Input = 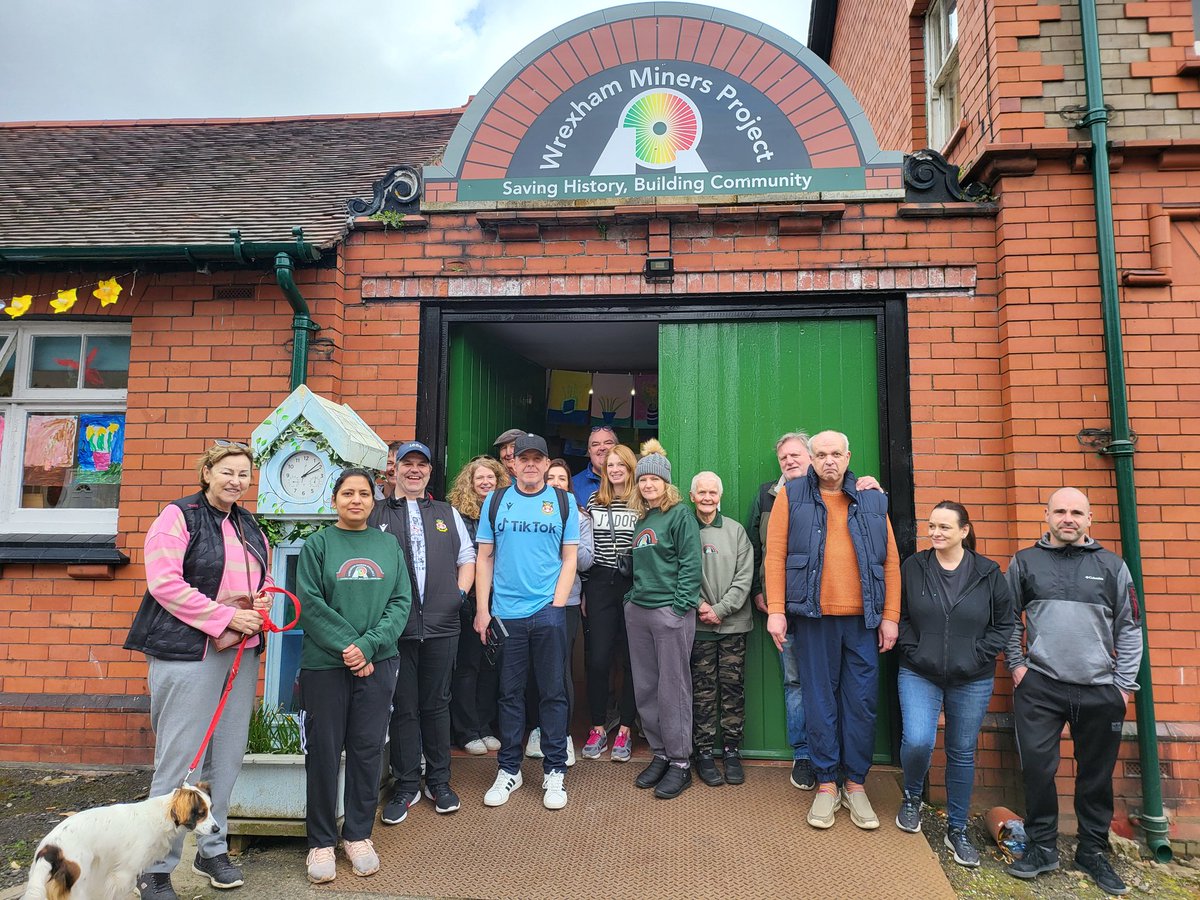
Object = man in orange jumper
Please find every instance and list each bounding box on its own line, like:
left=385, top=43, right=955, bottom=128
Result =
left=765, top=430, right=900, bottom=831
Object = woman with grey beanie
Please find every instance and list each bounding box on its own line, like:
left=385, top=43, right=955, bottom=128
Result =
left=624, top=440, right=703, bottom=800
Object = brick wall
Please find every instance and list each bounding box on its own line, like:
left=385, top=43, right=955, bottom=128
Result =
left=3, top=153, right=1199, bottom=841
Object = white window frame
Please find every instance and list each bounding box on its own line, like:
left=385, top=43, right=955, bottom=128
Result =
left=0, top=321, right=130, bottom=535
left=925, top=0, right=960, bottom=151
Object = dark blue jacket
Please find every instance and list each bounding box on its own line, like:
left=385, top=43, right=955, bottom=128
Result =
left=782, top=469, right=891, bottom=628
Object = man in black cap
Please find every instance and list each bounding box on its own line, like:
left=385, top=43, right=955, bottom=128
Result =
left=475, top=434, right=579, bottom=811
left=370, top=440, right=476, bottom=823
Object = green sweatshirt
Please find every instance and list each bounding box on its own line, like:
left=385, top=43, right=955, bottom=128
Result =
left=695, top=512, right=755, bottom=639
left=626, top=501, right=702, bottom=617
left=296, top=525, right=413, bottom=670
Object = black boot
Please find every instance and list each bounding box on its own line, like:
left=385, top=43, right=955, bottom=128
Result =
left=635, top=756, right=670, bottom=789
left=654, top=764, right=693, bottom=799
left=723, top=746, right=745, bottom=785
left=694, top=751, right=724, bottom=786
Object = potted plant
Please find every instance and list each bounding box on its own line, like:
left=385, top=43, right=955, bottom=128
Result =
left=228, top=703, right=345, bottom=826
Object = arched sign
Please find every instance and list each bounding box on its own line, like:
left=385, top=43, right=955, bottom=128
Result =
left=424, top=3, right=902, bottom=206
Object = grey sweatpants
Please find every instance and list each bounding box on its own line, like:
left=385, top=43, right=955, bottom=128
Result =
left=145, top=647, right=260, bottom=874
left=624, top=603, right=696, bottom=765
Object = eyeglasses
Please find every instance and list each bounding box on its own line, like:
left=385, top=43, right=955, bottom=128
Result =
left=214, top=439, right=251, bottom=451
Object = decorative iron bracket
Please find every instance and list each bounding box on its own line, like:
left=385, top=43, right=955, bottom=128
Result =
left=903, top=149, right=990, bottom=203
left=348, top=165, right=423, bottom=217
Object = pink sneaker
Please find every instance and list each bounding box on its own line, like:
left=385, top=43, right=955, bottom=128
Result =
left=581, top=727, right=607, bottom=760
left=342, top=838, right=379, bottom=877
left=611, top=730, right=632, bottom=762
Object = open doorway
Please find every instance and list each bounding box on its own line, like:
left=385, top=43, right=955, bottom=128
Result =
left=444, top=319, right=659, bottom=479
left=417, top=298, right=913, bottom=762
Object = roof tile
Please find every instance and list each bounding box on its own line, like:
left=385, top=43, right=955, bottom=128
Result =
left=0, top=110, right=462, bottom=252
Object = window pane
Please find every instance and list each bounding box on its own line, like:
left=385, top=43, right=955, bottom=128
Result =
left=0, top=336, right=13, bottom=397
left=20, top=412, right=123, bottom=510
left=947, top=0, right=958, bottom=48
left=82, top=335, right=131, bottom=389
left=30, top=335, right=82, bottom=388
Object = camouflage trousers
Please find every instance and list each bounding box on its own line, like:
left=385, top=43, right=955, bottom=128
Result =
left=689, top=632, right=747, bottom=752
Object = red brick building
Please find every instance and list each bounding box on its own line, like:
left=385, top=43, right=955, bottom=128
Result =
left=1, top=1, right=1197, bottom=854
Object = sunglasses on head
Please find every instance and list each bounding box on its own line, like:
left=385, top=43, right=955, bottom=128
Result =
left=214, top=439, right=251, bottom=451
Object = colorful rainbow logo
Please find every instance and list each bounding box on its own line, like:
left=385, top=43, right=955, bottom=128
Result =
left=621, top=90, right=702, bottom=168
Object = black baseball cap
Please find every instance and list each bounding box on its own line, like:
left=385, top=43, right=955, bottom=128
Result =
left=513, top=434, right=549, bottom=458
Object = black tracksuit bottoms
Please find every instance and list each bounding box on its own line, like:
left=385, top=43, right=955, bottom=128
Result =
left=1014, top=668, right=1127, bottom=856
left=391, top=635, right=457, bottom=791
left=299, top=657, right=400, bottom=849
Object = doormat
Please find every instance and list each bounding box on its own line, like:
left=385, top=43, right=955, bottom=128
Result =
left=318, top=757, right=955, bottom=899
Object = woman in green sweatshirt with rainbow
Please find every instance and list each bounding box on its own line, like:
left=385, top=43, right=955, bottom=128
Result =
left=295, top=468, right=412, bottom=885
left=624, top=440, right=703, bottom=800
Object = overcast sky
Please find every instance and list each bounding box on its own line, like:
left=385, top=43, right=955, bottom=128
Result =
left=1, top=1, right=812, bottom=123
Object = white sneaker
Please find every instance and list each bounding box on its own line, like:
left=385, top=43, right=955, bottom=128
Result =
left=525, top=728, right=543, bottom=758
left=566, top=738, right=575, bottom=767
left=483, top=769, right=523, bottom=807
left=482, top=735, right=501, bottom=751
left=542, top=771, right=567, bottom=810
left=464, top=739, right=488, bottom=755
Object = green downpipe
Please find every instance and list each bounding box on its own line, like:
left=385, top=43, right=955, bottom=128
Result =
left=1078, top=0, right=1171, bottom=863
left=274, top=252, right=319, bottom=391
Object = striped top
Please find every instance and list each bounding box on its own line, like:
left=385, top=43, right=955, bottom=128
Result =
left=144, top=504, right=273, bottom=649
left=586, top=495, right=640, bottom=569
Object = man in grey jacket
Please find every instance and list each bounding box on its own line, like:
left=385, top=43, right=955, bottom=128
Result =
left=1004, top=487, right=1142, bottom=896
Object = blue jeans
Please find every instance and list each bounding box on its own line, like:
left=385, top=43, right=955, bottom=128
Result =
left=898, top=667, right=994, bottom=830
left=779, top=631, right=809, bottom=760
left=495, top=603, right=568, bottom=775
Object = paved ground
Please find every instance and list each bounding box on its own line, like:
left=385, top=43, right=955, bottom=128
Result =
left=5, top=759, right=951, bottom=900
left=5, top=760, right=1199, bottom=899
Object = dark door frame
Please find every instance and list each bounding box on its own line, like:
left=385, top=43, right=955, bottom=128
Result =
left=417, top=293, right=914, bottom=763
left=417, top=294, right=915, bottom=555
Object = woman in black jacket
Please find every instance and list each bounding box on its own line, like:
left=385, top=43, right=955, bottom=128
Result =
left=894, top=501, right=1014, bottom=868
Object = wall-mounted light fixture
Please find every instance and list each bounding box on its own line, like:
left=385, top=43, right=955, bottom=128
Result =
left=644, top=257, right=675, bottom=283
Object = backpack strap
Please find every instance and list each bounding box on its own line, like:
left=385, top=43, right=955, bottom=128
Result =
left=486, top=485, right=510, bottom=562
left=552, top=486, right=570, bottom=554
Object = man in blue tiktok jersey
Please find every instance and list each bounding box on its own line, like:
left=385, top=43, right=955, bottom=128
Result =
left=474, top=434, right=579, bottom=811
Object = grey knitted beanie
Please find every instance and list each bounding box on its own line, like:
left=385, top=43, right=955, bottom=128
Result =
left=635, top=440, right=672, bottom=484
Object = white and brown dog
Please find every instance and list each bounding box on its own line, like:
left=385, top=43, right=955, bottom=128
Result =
left=22, top=782, right=218, bottom=900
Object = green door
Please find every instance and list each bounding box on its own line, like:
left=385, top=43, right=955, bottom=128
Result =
left=658, top=318, right=894, bottom=761
left=445, top=324, right=545, bottom=477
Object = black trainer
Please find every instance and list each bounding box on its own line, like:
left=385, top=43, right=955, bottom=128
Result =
left=895, top=791, right=922, bottom=833
left=944, top=827, right=981, bottom=868
left=192, top=852, right=244, bottom=889
left=425, top=782, right=461, bottom=814
left=137, top=873, right=179, bottom=900
left=1006, top=843, right=1061, bottom=880
left=694, top=751, right=724, bottom=786
left=381, top=786, right=420, bottom=825
left=635, top=756, right=670, bottom=789
left=790, top=758, right=816, bottom=790
left=722, top=747, right=745, bottom=785
left=653, top=764, right=692, bottom=799
left=1075, top=852, right=1130, bottom=896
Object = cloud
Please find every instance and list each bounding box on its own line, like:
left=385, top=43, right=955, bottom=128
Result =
left=0, top=0, right=812, bottom=122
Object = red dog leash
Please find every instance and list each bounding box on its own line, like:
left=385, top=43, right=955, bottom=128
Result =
left=184, top=586, right=301, bottom=784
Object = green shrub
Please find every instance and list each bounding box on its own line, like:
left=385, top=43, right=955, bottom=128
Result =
left=245, top=703, right=302, bottom=754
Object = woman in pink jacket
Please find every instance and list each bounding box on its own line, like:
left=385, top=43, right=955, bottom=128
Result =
left=124, top=441, right=272, bottom=900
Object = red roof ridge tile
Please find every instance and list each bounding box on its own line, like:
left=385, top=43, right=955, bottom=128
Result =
left=0, top=106, right=468, bottom=129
